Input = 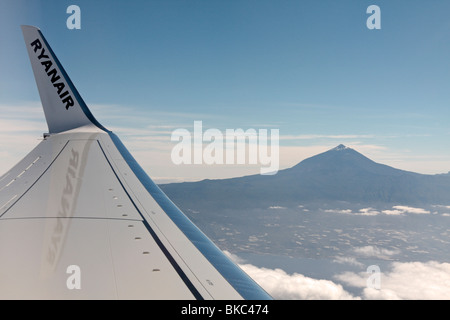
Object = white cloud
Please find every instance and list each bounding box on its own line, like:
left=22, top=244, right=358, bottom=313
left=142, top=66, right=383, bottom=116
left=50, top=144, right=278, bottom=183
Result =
left=224, top=251, right=358, bottom=300
left=268, top=206, right=287, bottom=210
left=382, top=206, right=430, bottom=215
left=382, top=209, right=404, bottom=216
left=324, top=209, right=353, bottom=214
left=392, top=206, right=430, bottom=215
left=324, top=208, right=380, bottom=216
left=231, top=252, right=450, bottom=300
left=333, top=256, right=364, bottom=268
left=432, top=205, right=450, bottom=209
left=336, top=261, right=450, bottom=300
left=325, top=206, right=430, bottom=217
left=223, top=251, right=247, bottom=265
left=353, top=246, right=400, bottom=259
left=239, top=263, right=359, bottom=300
left=357, top=208, right=380, bottom=216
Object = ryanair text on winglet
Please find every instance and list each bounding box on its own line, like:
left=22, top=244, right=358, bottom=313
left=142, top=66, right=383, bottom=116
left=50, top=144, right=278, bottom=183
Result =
left=30, top=39, right=75, bottom=110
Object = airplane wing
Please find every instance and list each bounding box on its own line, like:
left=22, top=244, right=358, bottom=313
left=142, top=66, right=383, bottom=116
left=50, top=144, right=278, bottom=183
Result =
left=0, top=25, right=271, bottom=300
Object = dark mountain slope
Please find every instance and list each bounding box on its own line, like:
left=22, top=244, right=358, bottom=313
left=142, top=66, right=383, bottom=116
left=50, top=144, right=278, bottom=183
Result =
left=159, top=145, right=450, bottom=210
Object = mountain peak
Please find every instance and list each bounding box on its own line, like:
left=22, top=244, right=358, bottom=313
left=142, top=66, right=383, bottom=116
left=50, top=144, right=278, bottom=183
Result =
left=332, top=144, right=350, bottom=151
left=160, top=140, right=450, bottom=211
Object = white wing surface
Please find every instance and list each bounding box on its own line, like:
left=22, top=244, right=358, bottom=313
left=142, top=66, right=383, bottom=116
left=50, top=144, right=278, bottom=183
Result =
left=0, top=26, right=271, bottom=300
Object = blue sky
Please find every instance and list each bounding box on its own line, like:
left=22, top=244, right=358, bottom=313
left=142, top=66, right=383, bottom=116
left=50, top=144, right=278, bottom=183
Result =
left=1, top=0, right=450, bottom=181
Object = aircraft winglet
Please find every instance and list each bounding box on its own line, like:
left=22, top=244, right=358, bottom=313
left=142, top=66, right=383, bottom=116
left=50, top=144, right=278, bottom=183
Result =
left=21, top=25, right=108, bottom=134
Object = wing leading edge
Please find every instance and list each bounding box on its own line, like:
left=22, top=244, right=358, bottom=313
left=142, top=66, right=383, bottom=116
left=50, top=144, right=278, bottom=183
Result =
left=0, top=26, right=271, bottom=300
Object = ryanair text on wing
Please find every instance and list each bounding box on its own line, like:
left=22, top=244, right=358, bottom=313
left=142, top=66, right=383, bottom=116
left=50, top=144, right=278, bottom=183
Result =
left=30, top=38, right=75, bottom=110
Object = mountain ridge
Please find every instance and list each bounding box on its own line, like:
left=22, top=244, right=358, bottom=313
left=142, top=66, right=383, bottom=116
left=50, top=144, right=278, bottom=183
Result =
left=159, top=145, right=450, bottom=211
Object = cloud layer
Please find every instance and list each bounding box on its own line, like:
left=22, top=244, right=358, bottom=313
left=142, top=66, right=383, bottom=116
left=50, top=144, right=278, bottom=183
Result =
left=239, top=263, right=359, bottom=300
left=336, top=261, right=450, bottom=300
left=325, top=205, right=432, bottom=216
left=226, top=251, right=450, bottom=300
